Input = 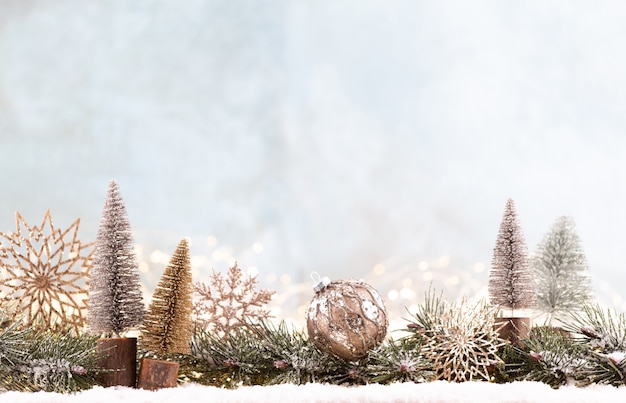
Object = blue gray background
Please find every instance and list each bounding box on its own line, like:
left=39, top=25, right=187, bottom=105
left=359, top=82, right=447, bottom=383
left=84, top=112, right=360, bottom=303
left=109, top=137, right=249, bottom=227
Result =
left=1, top=1, right=625, bottom=327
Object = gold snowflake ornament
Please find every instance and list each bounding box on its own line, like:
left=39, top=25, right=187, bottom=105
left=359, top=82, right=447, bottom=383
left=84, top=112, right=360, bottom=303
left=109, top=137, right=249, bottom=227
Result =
left=193, top=262, right=275, bottom=338
left=0, top=210, right=93, bottom=333
left=418, top=298, right=505, bottom=382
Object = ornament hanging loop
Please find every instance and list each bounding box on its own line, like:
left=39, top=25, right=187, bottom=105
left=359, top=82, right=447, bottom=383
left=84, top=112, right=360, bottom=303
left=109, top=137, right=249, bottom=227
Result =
left=310, top=272, right=331, bottom=293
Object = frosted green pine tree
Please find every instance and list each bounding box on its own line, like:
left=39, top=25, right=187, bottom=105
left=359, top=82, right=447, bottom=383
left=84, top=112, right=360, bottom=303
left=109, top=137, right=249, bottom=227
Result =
left=88, top=180, right=145, bottom=336
left=532, top=216, right=593, bottom=325
left=488, top=198, right=536, bottom=315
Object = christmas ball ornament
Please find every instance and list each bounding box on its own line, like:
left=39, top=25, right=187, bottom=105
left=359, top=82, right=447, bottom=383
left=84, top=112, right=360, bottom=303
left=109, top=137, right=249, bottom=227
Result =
left=306, top=277, right=388, bottom=361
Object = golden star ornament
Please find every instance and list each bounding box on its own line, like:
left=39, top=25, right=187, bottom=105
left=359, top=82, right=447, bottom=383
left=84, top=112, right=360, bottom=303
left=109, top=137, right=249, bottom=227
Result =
left=0, top=210, right=93, bottom=333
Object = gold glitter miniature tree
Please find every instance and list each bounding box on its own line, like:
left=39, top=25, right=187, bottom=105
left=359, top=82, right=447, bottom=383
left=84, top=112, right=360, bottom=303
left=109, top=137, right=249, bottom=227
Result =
left=192, top=263, right=275, bottom=338
left=0, top=210, right=93, bottom=333
left=140, top=239, right=193, bottom=355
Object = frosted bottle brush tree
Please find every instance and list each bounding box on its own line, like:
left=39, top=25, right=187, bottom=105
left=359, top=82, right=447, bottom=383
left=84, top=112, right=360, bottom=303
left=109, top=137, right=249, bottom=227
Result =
left=532, top=216, right=593, bottom=325
left=489, top=198, right=535, bottom=316
left=88, top=180, right=145, bottom=336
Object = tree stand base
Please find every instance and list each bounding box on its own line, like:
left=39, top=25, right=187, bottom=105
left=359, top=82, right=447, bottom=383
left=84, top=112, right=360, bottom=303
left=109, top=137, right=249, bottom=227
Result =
left=96, top=337, right=138, bottom=387
left=495, top=317, right=531, bottom=347
left=137, top=358, right=179, bottom=390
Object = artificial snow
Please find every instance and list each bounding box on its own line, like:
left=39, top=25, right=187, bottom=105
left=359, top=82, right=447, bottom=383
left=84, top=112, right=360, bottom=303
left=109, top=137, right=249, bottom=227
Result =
left=607, top=351, right=626, bottom=365
left=362, top=299, right=379, bottom=321
left=1, top=382, right=624, bottom=403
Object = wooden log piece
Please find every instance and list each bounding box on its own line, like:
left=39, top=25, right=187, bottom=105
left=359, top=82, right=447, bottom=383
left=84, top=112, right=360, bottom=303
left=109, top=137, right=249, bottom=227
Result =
left=137, top=358, right=179, bottom=390
left=495, top=317, right=531, bottom=347
left=96, top=337, right=138, bottom=387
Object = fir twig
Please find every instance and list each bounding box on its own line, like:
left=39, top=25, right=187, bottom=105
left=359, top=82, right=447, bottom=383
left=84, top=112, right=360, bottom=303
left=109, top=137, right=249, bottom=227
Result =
left=253, top=320, right=350, bottom=385
left=576, top=350, right=626, bottom=386
left=563, top=304, right=626, bottom=386
left=365, top=338, right=433, bottom=384
left=189, top=320, right=351, bottom=387
left=564, top=303, right=626, bottom=351
left=505, top=326, right=587, bottom=388
left=0, top=315, right=30, bottom=391
left=404, top=287, right=446, bottom=339
left=0, top=315, right=100, bottom=393
left=19, top=331, right=100, bottom=393
left=190, top=326, right=266, bottom=388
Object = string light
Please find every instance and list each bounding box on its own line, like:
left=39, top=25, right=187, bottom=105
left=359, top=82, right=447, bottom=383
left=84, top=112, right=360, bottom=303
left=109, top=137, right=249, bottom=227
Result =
left=135, top=240, right=502, bottom=332
left=207, top=236, right=217, bottom=247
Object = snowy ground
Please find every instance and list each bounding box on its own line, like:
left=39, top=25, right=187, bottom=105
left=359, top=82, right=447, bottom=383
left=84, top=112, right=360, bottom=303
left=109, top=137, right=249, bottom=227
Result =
left=0, top=382, right=623, bottom=403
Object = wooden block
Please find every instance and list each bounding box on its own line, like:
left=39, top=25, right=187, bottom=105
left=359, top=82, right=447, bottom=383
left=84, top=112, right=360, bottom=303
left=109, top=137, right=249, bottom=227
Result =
left=495, top=317, right=531, bottom=347
left=137, top=358, right=179, bottom=390
left=96, top=337, right=138, bottom=387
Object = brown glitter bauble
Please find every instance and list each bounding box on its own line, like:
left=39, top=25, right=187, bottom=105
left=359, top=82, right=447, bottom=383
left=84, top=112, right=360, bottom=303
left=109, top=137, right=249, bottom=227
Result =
left=306, top=278, right=388, bottom=361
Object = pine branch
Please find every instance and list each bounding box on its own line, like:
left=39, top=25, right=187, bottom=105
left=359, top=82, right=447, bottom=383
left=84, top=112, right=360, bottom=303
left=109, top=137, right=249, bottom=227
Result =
left=188, top=321, right=360, bottom=387
left=505, top=326, right=587, bottom=388
left=575, top=350, right=626, bottom=387
left=0, top=315, right=31, bottom=391
left=404, top=286, right=446, bottom=339
left=18, top=331, right=100, bottom=393
left=365, top=338, right=433, bottom=384
left=190, top=326, right=268, bottom=388
left=562, top=303, right=626, bottom=386
left=0, top=315, right=28, bottom=367
left=251, top=320, right=348, bottom=385
left=564, top=303, right=626, bottom=352
left=0, top=314, right=100, bottom=393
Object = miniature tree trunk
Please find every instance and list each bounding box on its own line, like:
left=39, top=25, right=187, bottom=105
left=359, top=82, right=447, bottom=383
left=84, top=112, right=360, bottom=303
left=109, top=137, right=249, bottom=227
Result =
left=494, top=317, right=530, bottom=347
left=96, top=337, right=137, bottom=387
left=137, top=358, right=179, bottom=390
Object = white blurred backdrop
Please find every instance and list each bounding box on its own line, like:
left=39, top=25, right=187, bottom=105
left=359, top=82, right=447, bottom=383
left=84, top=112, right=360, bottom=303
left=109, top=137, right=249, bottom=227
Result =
left=2, top=1, right=626, bottom=328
